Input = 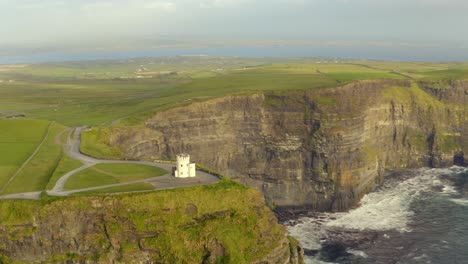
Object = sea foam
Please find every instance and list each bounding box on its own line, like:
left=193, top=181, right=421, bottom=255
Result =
left=288, top=166, right=468, bottom=263
left=326, top=168, right=445, bottom=232
left=449, top=198, right=468, bottom=206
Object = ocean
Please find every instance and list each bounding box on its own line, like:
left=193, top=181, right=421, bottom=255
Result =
left=2, top=45, right=468, bottom=64
left=286, top=166, right=468, bottom=264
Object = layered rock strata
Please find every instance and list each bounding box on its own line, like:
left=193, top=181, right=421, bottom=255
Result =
left=108, top=80, right=466, bottom=211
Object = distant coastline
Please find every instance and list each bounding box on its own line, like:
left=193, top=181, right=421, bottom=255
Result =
left=2, top=45, right=468, bottom=64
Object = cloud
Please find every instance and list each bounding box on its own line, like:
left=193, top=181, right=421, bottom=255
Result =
left=0, top=0, right=466, bottom=53
left=145, top=1, right=177, bottom=12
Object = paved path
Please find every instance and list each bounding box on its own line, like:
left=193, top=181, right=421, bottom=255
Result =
left=0, top=191, right=42, bottom=200
left=50, top=171, right=218, bottom=196
left=0, top=127, right=220, bottom=200
left=50, top=127, right=220, bottom=194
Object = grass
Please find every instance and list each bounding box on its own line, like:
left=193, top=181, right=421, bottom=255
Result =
left=383, top=82, right=445, bottom=110
left=171, top=69, right=339, bottom=95
left=0, top=57, right=272, bottom=126
left=0, top=143, right=38, bottom=189
left=80, top=128, right=123, bottom=159
left=0, top=57, right=272, bottom=81
left=64, top=163, right=167, bottom=191
left=64, top=168, right=118, bottom=190
left=422, top=68, right=468, bottom=80
left=46, top=155, right=84, bottom=191
left=1, top=122, right=66, bottom=194
left=1, top=58, right=466, bottom=128
left=93, top=163, right=167, bottom=180
left=0, top=119, right=50, bottom=191
left=75, top=182, right=155, bottom=194
left=0, top=119, right=50, bottom=142
left=0, top=78, right=188, bottom=126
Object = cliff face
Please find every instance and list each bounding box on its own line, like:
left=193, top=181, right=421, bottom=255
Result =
left=0, top=181, right=303, bottom=263
left=108, top=80, right=466, bottom=211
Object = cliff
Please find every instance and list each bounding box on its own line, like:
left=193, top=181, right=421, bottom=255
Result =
left=103, top=80, right=466, bottom=212
left=0, top=180, right=303, bottom=263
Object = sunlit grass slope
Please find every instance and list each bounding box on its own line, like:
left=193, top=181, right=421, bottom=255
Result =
left=80, top=127, right=123, bottom=159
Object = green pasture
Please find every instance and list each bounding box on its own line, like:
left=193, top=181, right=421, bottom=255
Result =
left=312, top=63, right=406, bottom=81
left=421, top=68, right=468, bottom=80
left=0, top=143, right=38, bottom=189
left=0, top=119, right=49, bottom=142
left=0, top=78, right=188, bottom=126
left=0, top=57, right=272, bottom=81
left=0, top=119, right=50, bottom=190
left=1, top=58, right=467, bottom=128
left=64, top=163, right=167, bottom=191
left=1, top=122, right=68, bottom=194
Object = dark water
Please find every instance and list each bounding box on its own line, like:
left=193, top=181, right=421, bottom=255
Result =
left=286, top=167, right=468, bottom=264
left=2, top=45, right=468, bottom=64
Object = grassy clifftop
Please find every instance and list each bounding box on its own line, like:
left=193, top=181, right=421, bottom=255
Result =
left=0, top=179, right=297, bottom=263
left=3, top=58, right=467, bottom=127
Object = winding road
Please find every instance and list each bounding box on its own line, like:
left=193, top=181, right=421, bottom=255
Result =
left=0, top=127, right=220, bottom=200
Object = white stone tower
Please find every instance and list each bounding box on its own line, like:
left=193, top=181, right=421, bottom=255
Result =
left=174, top=154, right=196, bottom=178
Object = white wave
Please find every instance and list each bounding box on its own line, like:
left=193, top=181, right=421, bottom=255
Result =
left=448, top=166, right=468, bottom=173
left=304, top=256, right=336, bottom=264
left=412, top=253, right=431, bottom=263
left=440, top=166, right=466, bottom=195
left=347, top=249, right=368, bottom=258
left=326, top=168, right=445, bottom=232
left=449, top=198, right=468, bottom=206
left=441, top=184, right=458, bottom=194
left=288, top=166, right=467, bottom=260
left=325, top=193, right=414, bottom=232
left=288, top=215, right=333, bottom=250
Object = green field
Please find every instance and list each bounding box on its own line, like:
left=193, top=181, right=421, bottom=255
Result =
left=1, top=122, right=67, bottom=194
left=64, top=163, right=167, bottom=191
left=0, top=118, right=167, bottom=196
left=0, top=119, right=51, bottom=192
left=2, top=57, right=467, bottom=127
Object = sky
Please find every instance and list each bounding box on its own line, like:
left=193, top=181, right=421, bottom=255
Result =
left=1, top=0, right=468, bottom=61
